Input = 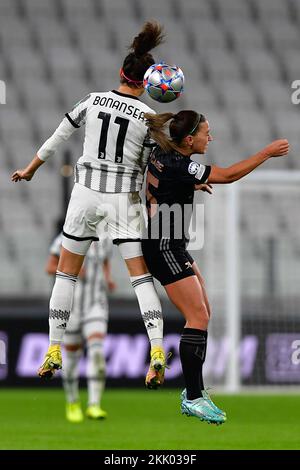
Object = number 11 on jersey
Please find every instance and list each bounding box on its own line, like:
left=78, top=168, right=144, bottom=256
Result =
left=98, top=112, right=129, bottom=164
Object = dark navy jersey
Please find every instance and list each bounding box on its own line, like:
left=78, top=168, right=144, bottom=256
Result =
left=145, top=146, right=211, bottom=243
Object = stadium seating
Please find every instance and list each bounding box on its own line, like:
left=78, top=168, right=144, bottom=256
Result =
left=101, top=0, right=137, bottom=19
left=214, top=0, right=253, bottom=20
left=22, top=0, right=59, bottom=18
left=0, top=0, right=19, bottom=17
left=60, top=0, right=97, bottom=19
left=250, top=0, right=291, bottom=20
left=32, top=18, right=72, bottom=52
left=176, top=0, right=214, bottom=20
left=0, top=0, right=299, bottom=298
left=137, top=0, right=176, bottom=20
left=225, top=18, right=266, bottom=52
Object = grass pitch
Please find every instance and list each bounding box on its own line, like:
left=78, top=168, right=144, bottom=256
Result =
left=0, top=388, right=300, bottom=450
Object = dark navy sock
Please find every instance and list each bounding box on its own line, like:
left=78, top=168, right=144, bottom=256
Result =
left=179, top=328, right=207, bottom=401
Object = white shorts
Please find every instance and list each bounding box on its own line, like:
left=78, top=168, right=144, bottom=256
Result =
left=63, top=183, right=144, bottom=256
left=64, top=302, right=108, bottom=345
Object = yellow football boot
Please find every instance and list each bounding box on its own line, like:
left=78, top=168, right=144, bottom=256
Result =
left=145, top=346, right=167, bottom=389
left=66, top=402, right=84, bottom=423
left=86, top=405, right=107, bottom=420
left=38, top=344, right=62, bottom=379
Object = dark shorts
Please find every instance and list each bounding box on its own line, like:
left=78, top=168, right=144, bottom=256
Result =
left=141, top=238, right=195, bottom=286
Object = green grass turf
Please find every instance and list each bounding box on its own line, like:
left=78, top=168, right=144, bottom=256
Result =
left=0, top=389, right=300, bottom=450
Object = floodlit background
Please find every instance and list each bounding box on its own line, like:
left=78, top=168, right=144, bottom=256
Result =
left=0, top=0, right=300, bottom=404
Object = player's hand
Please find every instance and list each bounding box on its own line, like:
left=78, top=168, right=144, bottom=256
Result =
left=264, top=139, right=289, bottom=158
left=194, top=183, right=213, bottom=194
left=107, top=279, right=117, bottom=292
left=11, top=168, right=35, bottom=182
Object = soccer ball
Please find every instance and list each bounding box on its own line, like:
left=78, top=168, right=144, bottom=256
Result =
left=143, top=63, right=184, bottom=103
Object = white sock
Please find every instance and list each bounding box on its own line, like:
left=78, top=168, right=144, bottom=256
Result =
left=62, top=349, right=82, bottom=403
left=49, top=271, right=77, bottom=345
left=130, top=274, right=164, bottom=349
left=86, top=339, right=105, bottom=406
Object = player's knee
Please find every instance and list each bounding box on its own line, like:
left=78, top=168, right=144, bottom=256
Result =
left=126, top=258, right=150, bottom=277
left=86, top=340, right=106, bottom=379
left=86, top=332, right=105, bottom=342
left=65, top=343, right=82, bottom=352
left=86, top=333, right=104, bottom=357
left=83, top=319, right=107, bottom=341
left=195, top=301, right=210, bottom=325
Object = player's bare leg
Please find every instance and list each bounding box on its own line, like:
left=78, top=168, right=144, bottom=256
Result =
left=165, top=276, right=226, bottom=424
left=191, top=262, right=212, bottom=319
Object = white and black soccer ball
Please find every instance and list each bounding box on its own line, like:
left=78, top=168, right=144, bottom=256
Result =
left=143, top=63, right=184, bottom=103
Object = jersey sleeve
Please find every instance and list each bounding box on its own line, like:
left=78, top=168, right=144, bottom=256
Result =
left=65, top=94, right=91, bottom=128
left=37, top=116, right=77, bottom=161
left=177, top=159, right=211, bottom=184
left=139, top=129, right=157, bottom=173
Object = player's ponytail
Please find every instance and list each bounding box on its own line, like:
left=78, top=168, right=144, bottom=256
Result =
left=145, top=112, right=176, bottom=152
left=121, top=21, right=164, bottom=86
left=130, top=21, right=164, bottom=58
left=145, top=111, right=206, bottom=152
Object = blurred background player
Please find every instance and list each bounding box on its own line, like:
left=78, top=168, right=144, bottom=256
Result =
left=46, top=230, right=115, bottom=423
left=11, top=21, right=167, bottom=388
left=142, top=110, right=289, bottom=424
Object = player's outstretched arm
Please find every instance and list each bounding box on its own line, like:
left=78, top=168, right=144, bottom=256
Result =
left=207, top=139, right=289, bottom=184
left=11, top=111, right=82, bottom=183
left=11, top=154, right=44, bottom=182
